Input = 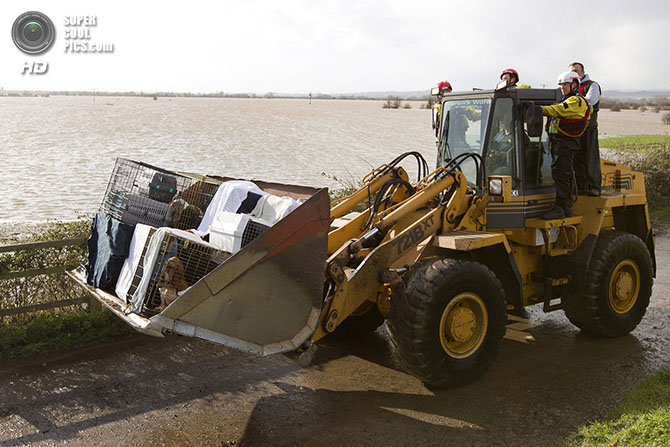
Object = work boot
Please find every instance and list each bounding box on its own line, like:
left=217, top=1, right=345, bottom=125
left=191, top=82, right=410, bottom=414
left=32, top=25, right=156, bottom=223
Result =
left=587, top=188, right=601, bottom=197
left=558, top=197, right=573, bottom=218
left=540, top=206, right=565, bottom=220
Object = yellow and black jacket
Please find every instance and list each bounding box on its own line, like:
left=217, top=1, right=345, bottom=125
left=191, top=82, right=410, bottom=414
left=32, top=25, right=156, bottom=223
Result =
left=542, top=92, right=592, bottom=137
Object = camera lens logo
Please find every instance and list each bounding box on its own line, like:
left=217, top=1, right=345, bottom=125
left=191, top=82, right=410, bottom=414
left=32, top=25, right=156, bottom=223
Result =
left=12, top=11, right=55, bottom=55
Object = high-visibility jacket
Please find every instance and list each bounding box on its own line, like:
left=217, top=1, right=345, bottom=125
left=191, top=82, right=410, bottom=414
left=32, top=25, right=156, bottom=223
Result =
left=432, top=102, right=441, bottom=133
left=542, top=92, right=592, bottom=137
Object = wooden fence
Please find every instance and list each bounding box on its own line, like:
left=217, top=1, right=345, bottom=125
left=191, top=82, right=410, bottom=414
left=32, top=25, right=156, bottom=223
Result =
left=0, top=237, right=97, bottom=318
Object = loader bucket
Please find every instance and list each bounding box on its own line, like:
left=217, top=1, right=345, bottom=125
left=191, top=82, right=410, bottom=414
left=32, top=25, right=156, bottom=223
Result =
left=70, top=186, right=330, bottom=356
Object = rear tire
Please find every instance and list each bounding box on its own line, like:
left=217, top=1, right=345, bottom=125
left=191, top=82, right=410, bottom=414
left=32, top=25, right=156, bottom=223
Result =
left=564, top=230, right=653, bottom=337
left=387, top=258, right=506, bottom=388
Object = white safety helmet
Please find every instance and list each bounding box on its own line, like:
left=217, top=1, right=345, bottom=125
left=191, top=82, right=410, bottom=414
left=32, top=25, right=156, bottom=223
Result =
left=557, top=71, right=580, bottom=85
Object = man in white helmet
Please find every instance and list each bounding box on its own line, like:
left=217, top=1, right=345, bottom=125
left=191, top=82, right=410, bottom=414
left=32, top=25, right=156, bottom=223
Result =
left=570, top=61, right=602, bottom=196
left=540, top=71, right=593, bottom=220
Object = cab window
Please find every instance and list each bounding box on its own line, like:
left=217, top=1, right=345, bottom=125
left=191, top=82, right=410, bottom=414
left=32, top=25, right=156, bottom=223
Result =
left=484, top=98, right=515, bottom=181
left=438, top=98, right=491, bottom=185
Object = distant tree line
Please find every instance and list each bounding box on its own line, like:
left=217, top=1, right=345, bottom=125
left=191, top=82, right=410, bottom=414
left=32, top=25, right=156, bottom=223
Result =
left=382, top=96, right=413, bottom=109
left=0, top=89, right=431, bottom=102
left=600, top=96, right=670, bottom=112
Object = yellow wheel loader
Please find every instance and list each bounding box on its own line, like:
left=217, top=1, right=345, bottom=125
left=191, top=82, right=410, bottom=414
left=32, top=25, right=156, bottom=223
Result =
left=71, top=86, right=655, bottom=388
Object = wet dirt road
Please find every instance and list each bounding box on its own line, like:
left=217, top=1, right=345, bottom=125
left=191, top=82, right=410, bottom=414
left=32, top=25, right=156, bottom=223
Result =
left=1, top=221, right=668, bottom=447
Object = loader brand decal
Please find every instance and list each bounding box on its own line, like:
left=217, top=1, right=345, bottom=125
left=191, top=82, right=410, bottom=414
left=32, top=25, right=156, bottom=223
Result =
left=486, top=193, right=555, bottom=228
left=602, top=172, right=633, bottom=191
left=391, top=216, right=435, bottom=255
left=454, top=99, right=489, bottom=106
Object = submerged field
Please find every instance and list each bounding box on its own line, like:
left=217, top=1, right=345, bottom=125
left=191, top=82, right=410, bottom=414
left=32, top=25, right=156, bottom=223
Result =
left=598, top=109, right=670, bottom=138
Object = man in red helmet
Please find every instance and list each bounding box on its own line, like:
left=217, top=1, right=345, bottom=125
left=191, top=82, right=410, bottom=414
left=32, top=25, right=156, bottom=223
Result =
left=432, top=80, right=452, bottom=136
left=500, top=68, right=519, bottom=86
left=499, top=68, right=531, bottom=88
left=437, top=80, right=452, bottom=96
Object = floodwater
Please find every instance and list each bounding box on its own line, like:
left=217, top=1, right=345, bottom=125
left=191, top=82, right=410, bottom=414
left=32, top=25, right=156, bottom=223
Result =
left=0, top=96, right=434, bottom=222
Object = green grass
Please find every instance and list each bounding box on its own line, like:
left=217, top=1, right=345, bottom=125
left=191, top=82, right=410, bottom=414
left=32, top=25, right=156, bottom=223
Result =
left=0, top=310, right=136, bottom=360
left=650, top=204, right=670, bottom=218
left=562, top=370, right=670, bottom=447
left=600, top=136, right=670, bottom=151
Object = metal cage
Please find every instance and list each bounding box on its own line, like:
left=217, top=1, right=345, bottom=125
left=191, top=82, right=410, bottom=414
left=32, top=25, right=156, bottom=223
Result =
left=125, top=231, right=229, bottom=315
left=101, top=158, right=218, bottom=230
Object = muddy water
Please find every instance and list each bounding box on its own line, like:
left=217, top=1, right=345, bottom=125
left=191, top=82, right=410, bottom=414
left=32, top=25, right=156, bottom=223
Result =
left=0, top=218, right=668, bottom=446
left=0, top=96, right=434, bottom=223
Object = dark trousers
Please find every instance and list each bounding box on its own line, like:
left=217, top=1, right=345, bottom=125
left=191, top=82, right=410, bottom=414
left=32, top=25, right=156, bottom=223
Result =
left=550, top=136, right=580, bottom=210
left=574, top=125, right=601, bottom=194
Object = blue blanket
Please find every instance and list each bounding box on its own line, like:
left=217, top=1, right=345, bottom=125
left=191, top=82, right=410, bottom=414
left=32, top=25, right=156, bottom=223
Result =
left=85, top=212, right=135, bottom=290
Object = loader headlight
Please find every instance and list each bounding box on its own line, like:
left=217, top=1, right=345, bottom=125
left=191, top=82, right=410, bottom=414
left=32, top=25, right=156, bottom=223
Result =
left=488, top=178, right=503, bottom=196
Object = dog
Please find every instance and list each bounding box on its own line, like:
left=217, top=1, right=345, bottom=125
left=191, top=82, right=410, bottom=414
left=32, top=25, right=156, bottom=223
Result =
left=156, top=256, right=190, bottom=311
left=168, top=196, right=203, bottom=229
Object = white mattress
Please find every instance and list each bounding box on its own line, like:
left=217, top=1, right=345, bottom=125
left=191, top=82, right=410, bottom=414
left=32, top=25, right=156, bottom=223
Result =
left=196, top=181, right=265, bottom=237
left=250, top=194, right=301, bottom=225
left=115, top=223, right=153, bottom=302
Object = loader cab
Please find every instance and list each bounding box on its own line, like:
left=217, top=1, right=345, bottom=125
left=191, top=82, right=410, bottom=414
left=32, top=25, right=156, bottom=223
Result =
left=437, top=88, right=562, bottom=228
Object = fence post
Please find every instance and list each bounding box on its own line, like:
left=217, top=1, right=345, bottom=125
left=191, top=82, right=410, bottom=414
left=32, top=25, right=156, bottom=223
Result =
left=88, top=295, right=103, bottom=312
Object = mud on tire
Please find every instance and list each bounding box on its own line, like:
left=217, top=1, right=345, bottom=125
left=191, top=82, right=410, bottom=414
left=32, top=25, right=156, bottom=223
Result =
left=386, top=258, right=507, bottom=388
left=564, top=230, right=653, bottom=337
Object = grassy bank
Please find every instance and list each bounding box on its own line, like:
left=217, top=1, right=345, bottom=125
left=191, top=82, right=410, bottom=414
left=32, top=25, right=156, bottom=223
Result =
left=561, top=370, right=670, bottom=446
left=0, top=219, right=126, bottom=360
left=0, top=310, right=135, bottom=360
left=599, top=137, right=670, bottom=213
left=599, top=135, right=670, bottom=150
left=1, top=219, right=91, bottom=324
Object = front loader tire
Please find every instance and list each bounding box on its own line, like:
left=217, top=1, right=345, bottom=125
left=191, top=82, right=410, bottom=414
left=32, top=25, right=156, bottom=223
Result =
left=564, top=230, right=653, bottom=337
left=387, top=258, right=506, bottom=388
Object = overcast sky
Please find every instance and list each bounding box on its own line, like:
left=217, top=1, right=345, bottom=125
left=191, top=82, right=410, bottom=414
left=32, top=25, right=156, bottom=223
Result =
left=2, top=0, right=669, bottom=94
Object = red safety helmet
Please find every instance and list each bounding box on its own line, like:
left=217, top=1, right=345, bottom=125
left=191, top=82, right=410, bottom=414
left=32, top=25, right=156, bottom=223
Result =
left=500, top=68, right=519, bottom=82
left=437, top=80, right=452, bottom=93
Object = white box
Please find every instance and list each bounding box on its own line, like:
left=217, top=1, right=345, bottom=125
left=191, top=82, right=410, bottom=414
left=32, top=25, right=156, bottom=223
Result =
left=209, top=211, right=270, bottom=254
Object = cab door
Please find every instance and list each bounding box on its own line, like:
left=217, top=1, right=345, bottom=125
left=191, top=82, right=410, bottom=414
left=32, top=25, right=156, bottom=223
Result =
left=484, top=97, right=525, bottom=228
left=520, top=104, right=556, bottom=218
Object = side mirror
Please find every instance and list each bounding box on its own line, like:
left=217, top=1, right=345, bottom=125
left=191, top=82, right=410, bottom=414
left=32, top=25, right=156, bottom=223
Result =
left=525, top=104, right=543, bottom=138
left=496, top=79, right=509, bottom=90
left=430, top=87, right=441, bottom=96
